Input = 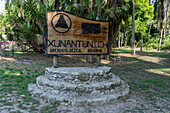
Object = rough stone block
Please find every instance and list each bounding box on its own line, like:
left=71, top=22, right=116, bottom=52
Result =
left=28, top=66, right=129, bottom=106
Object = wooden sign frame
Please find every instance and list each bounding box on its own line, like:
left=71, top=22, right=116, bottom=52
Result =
left=46, top=10, right=110, bottom=55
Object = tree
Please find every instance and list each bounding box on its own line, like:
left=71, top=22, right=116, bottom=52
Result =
left=0, top=34, right=6, bottom=56
left=132, top=0, right=135, bottom=55
left=4, top=0, right=55, bottom=52
left=123, top=0, right=154, bottom=53
left=0, top=15, right=6, bottom=56
left=136, top=0, right=154, bottom=52
left=105, top=0, right=129, bottom=59
left=118, top=20, right=125, bottom=48
left=3, top=0, right=132, bottom=59
left=164, top=0, right=169, bottom=39
left=157, top=0, right=164, bottom=51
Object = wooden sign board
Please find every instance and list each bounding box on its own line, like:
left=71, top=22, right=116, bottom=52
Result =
left=46, top=10, right=109, bottom=55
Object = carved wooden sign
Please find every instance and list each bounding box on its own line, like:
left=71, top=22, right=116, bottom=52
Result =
left=46, top=10, right=109, bottom=55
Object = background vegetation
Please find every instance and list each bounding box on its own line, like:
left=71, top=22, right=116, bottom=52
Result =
left=0, top=0, right=169, bottom=58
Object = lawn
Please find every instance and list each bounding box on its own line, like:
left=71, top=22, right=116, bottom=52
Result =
left=0, top=48, right=169, bottom=112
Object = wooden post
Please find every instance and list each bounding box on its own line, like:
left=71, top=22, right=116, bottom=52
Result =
left=88, top=55, right=93, bottom=63
left=97, top=55, right=101, bottom=67
left=53, top=56, right=58, bottom=68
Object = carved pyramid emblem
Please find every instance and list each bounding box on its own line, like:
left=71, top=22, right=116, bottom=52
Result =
left=55, top=15, right=68, bottom=28
left=51, top=13, right=72, bottom=33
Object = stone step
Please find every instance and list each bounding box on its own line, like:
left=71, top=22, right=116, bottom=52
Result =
left=36, top=75, right=122, bottom=93
left=28, top=81, right=129, bottom=106
left=46, top=66, right=111, bottom=76
left=28, top=67, right=129, bottom=106
left=45, top=66, right=112, bottom=82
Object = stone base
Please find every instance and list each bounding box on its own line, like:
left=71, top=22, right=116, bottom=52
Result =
left=28, top=67, right=129, bottom=106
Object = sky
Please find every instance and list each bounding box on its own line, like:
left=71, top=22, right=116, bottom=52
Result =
left=0, top=0, right=6, bottom=15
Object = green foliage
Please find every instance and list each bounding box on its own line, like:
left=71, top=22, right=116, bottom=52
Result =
left=19, top=22, right=38, bottom=43
left=118, top=0, right=156, bottom=48
left=134, top=0, right=154, bottom=38
left=145, top=32, right=170, bottom=50
left=6, top=33, right=13, bottom=41
left=2, top=0, right=169, bottom=51
left=145, top=33, right=159, bottom=49
left=2, top=0, right=132, bottom=54
left=161, top=35, right=170, bottom=50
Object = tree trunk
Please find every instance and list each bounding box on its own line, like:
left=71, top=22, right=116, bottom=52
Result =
left=106, top=22, right=114, bottom=60
left=148, top=0, right=151, bottom=36
left=121, top=33, right=123, bottom=47
left=132, top=0, right=135, bottom=55
left=90, top=0, right=93, bottom=18
left=87, top=0, right=93, bottom=63
left=158, top=28, right=163, bottom=51
left=55, top=0, right=60, bottom=10
left=157, top=0, right=164, bottom=32
left=106, top=0, right=126, bottom=60
left=140, top=37, right=143, bottom=52
left=125, top=16, right=128, bottom=46
left=0, top=43, right=5, bottom=56
left=157, top=8, right=161, bottom=31
left=157, top=0, right=164, bottom=51
left=126, top=31, right=129, bottom=46
left=148, top=23, right=151, bottom=35
left=164, top=0, right=169, bottom=39
left=118, top=34, right=120, bottom=48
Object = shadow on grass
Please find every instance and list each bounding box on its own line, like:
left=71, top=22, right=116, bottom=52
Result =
left=107, top=53, right=170, bottom=101
left=5, top=52, right=35, bottom=57
left=1, top=49, right=170, bottom=111
left=56, top=51, right=170, bottom=100
left=138, top=51, right=170, bottom=59
left=3, top=50, right=170, bottom=100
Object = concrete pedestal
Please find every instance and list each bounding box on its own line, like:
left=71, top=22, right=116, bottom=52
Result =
left=28, top=66, right=129, bottom=106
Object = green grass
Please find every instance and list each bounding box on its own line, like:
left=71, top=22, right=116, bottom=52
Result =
left=0, top=66, right=42, bottom=112
left=109, top=48, right=170, bottom=112
left=113, top=47, right=133, bottom=54
left=0, top=48, right=169, bottom=112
